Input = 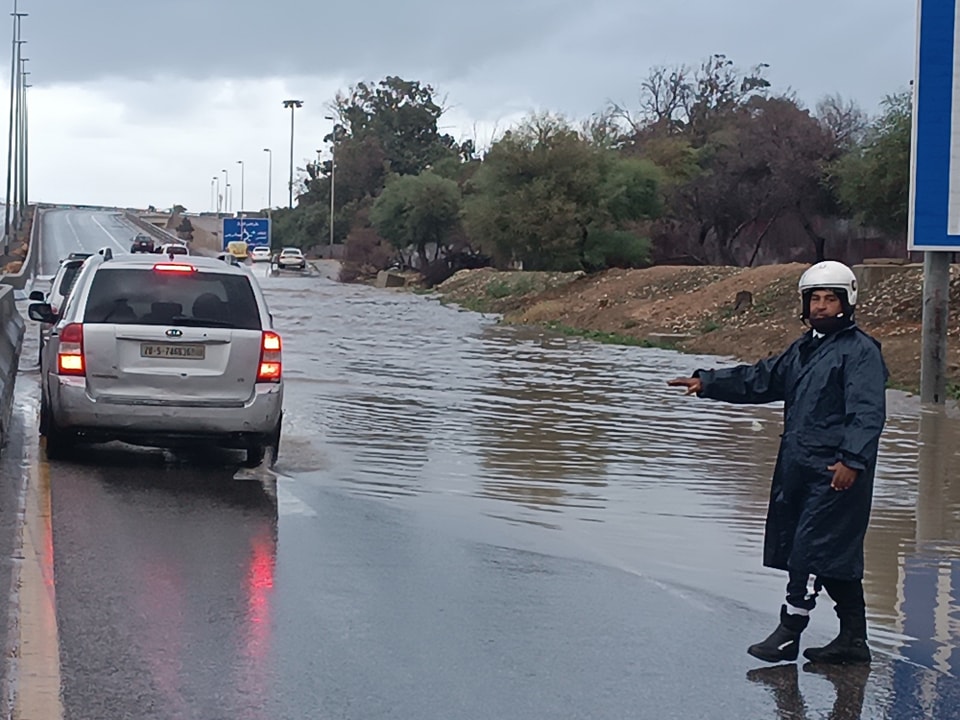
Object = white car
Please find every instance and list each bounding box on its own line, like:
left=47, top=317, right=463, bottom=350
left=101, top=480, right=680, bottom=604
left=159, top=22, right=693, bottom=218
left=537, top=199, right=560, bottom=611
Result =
left=250, top=246, right=272, bottom=262
left=277, top=247, right=306, bottom=270
left=28, top=253, right=92, bottom=362
left=28, top=249, right=283, bottom=466
left=156, top=242, right=190, bottom=257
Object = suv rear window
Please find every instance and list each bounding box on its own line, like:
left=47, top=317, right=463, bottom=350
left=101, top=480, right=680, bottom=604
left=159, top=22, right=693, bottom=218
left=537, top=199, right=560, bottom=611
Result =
left=83, top=268, right=262, bottom=329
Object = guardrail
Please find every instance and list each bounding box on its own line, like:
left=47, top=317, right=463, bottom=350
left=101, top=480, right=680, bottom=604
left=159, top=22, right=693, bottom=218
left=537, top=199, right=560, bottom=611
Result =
left=123, top=211, right=183, bottom=246
left=0, top=284, right=25, bottom=450
left=0, top=205, right=44, bottom=290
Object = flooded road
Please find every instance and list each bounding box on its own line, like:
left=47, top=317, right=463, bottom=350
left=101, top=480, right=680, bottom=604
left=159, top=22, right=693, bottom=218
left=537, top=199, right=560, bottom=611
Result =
left=6, top=210, right=960, bottom=719
left=268, top=270, right=960, bottom=670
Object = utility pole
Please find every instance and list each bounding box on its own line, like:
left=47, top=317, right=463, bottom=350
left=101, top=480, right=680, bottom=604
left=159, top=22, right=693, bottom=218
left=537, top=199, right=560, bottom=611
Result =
left=282, top=99, right=303, bottom=209
left=4, top=1, right=25, bottom=252
left=221, top=168, right=229, bottom=214
left=263, top=148, right=272, bottom=209
left=324, top=115, right=336, bottom=252
left=236, top=159, right=245, bottom=215
left=18, top=56, right=27, bottom=217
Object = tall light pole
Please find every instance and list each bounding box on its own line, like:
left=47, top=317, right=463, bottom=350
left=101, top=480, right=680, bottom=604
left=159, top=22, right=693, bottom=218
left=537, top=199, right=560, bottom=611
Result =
left=262, top=148, right=272, bottom=209
left=21, top=79, right=27, bottom=216
left=324, top=114, right=336, bottom=252
left=214, top=175, right=221, bottom=213
left=221, top=168, right=230, bottom=213
left=283, top=99, right=303, bottom=209
left=4, top=2, right=25, bottom=251
left=236, top=159, right=245, bottom=215
left=18, top=57, right=27, bottom=216
left=210, top=177, right=216, bottom=212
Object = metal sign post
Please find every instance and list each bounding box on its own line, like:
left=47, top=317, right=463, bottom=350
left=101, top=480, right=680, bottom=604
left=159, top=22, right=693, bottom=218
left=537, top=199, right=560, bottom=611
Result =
left=910, top=0, right=959, bottom=404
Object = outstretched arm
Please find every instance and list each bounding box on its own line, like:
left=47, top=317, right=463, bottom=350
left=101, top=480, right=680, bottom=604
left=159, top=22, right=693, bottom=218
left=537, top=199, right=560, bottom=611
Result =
left=669, top=352, right=788, bottom=405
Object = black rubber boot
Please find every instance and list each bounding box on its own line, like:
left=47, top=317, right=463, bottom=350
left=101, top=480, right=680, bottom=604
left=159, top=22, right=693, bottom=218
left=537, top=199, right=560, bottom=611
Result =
left=803, top=610, right=871, bottom=665
left=747, top=605, right=809, bottom=663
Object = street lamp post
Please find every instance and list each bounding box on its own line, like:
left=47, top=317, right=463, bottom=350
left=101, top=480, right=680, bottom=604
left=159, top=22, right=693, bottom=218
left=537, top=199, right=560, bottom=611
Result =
left=214, top=175, right=221, bottom=213
left=210, top=177, right=216, bottom=212
left=324, top=115, right=336, bottom=252
left=4, top=2, right=26, bottom=252
left=282, top=99, right=303, bottom=209
left=236, top=159, right=245, bottom=216
left=262, top=148, right=272, bottom=209
left=18, top=58, right=28, bottom=216
left=221, top=168, right=230, bottom=214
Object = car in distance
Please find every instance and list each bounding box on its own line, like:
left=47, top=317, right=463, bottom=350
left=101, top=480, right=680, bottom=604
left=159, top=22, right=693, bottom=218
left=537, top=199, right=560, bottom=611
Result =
left=250, top=245, right=272, bottom=262
left=130, top=235, right=156, bottom=253
left=226, top=240, right=248, bottom=260
left=277, top=247, right=306, bottom=270
left=156, top=242, right=190, bottom=257
left=28, top=248, right=283, bottom=466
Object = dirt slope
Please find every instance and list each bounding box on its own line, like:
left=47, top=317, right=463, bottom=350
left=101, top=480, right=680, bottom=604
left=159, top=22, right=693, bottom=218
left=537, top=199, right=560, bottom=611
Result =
left=434, top=264, right=960, bottom=394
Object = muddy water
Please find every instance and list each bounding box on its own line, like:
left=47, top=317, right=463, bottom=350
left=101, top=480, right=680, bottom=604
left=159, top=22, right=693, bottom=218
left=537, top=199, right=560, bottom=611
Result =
left=262, top=268, right=960, bottom=676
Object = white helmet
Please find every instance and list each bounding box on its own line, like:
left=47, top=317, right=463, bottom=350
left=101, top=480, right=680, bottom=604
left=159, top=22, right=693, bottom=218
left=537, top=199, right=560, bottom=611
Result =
left=798, top=260, right=858, bottom=306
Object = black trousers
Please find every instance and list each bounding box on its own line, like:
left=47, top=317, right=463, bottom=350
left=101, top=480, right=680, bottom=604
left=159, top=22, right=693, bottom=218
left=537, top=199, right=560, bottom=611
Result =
left=786, top=571, right=865, bottom=614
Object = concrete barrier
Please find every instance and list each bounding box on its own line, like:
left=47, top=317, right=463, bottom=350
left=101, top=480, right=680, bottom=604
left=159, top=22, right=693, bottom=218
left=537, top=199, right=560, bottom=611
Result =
left=123, top=211, right=183, bottom=246
left=0, top=205, right=43, bottom=290
left=0, top=285, right=25, bottom=449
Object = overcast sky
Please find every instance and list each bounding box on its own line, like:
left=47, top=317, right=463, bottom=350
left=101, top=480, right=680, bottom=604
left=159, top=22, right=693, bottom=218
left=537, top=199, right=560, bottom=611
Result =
left=10, top=0, right=915, bottom=213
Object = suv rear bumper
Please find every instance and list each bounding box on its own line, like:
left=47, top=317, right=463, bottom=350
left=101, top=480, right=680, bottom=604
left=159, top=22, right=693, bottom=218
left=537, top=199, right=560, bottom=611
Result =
left=49, top=375, right=283, bottom=440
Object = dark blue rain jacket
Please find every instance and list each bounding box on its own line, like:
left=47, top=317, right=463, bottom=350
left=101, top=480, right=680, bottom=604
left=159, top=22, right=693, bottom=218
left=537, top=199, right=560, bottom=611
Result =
left=695, top=324, right=888, bottom=580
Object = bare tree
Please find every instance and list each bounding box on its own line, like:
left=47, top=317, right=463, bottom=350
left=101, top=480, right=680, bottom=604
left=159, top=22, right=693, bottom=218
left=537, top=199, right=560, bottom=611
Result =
left=816, top=93, right=868, bottom=151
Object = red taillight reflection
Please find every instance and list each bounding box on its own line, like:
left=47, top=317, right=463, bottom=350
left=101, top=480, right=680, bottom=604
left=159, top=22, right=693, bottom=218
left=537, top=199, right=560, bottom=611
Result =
left=256, top=331, right=282, bottom=383
left=57, top=323, right=85, bottom=376
left=153, top=263, right=196, bottom=273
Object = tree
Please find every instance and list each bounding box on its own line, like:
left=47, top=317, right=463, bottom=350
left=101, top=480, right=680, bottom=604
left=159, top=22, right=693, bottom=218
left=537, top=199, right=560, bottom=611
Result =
left=370, top=172, right=462, bottom=268
left=830, top=89, right=911, bottom=234
left=462, top=114, right=660, bottom=271
left=816, top=94, right=868, bottom=152
left=615, top=55, right=770, bottom=145
left=332, top=76, right=460, bottom=178
left=668, top=96, right=836, bottom=264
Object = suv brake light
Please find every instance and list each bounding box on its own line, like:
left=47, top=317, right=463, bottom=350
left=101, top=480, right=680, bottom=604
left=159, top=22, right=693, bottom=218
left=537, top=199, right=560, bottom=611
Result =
left=153, top=263, right=196, bottom=273
left=257, top=331, right=282, bottom=383
left=57, top=323, right=85, bottom=376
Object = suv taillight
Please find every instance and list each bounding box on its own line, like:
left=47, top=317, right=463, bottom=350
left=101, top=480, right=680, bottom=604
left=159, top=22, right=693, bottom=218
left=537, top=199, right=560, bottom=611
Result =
left=57, top=323, right=85, bottom=376
left=257, top=331, right=282, bottom=383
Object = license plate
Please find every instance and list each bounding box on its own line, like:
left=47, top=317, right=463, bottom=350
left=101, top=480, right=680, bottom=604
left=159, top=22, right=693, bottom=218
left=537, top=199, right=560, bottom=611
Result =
left=140, top=343, right=205, bottom=359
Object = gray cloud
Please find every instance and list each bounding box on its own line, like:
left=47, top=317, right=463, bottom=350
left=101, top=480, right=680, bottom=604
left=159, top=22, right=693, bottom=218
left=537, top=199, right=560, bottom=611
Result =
left=22, top=0, right=914, bottom=119
left=27, top=0, right=582, bottom=84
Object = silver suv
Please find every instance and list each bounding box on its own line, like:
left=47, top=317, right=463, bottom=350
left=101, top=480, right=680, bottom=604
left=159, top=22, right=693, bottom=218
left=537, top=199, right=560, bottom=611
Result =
left=29, top=249, right=283, bottom=465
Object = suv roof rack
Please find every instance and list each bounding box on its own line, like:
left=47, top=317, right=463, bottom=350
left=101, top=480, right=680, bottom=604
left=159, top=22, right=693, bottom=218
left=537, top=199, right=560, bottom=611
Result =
left=97, top=247, right=114, bottom=261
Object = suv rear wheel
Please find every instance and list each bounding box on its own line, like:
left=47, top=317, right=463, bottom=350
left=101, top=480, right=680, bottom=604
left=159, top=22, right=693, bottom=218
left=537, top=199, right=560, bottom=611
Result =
left=244, top=413, right=282, bottom=468
left=41, top=398, right=75, bottom=460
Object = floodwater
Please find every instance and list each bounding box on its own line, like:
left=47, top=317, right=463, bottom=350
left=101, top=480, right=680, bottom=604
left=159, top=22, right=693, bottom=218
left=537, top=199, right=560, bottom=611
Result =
left=264, top=267, right=960, bottom=677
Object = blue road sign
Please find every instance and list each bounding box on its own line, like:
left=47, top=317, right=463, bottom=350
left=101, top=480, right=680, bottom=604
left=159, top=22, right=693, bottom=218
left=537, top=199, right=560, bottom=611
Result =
left=910, top=0, right=960, bottom=251
left=222, top=217, right=271, bottom=250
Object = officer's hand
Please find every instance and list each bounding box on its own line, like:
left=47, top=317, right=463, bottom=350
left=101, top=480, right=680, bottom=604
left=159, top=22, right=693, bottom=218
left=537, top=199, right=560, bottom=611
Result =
left=828, top=462, right=858, bottom=491
left=667, top=377, right=702, bottom=396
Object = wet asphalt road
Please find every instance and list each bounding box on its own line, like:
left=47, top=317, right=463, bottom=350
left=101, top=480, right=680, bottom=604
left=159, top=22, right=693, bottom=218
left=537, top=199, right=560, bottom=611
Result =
left=2, top=209, right=960, bottom=719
